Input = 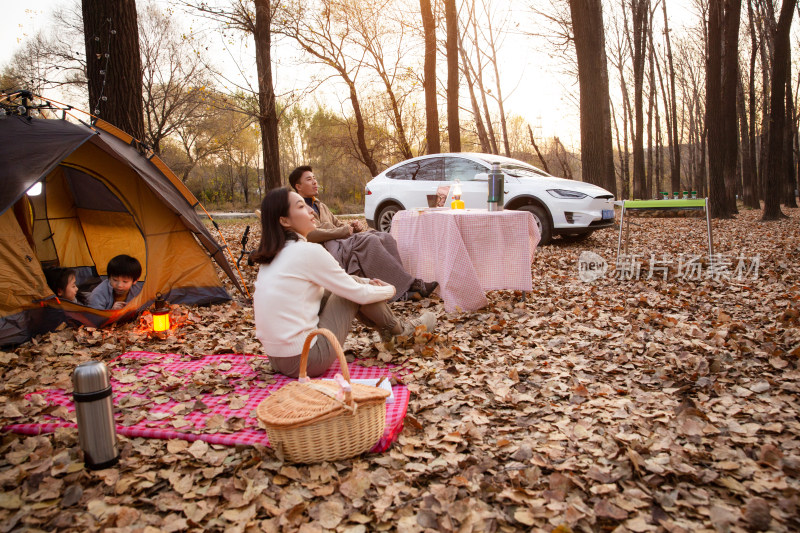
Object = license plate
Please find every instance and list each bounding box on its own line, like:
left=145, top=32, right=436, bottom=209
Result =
left=602, top=209, right=614, bottom=220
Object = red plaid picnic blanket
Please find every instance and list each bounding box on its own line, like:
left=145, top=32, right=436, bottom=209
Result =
left=3, top=352, right=409, bottom=454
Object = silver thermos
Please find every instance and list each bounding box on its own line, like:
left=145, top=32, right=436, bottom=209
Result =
left=487, top=162, right=504, bottom=211
left=73, top=361, right=119, bottom=470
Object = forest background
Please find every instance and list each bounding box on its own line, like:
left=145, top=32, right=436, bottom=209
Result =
left=2, top=0, right=799, bottom=217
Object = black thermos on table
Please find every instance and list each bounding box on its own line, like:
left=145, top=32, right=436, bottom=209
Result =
left=487, top=162, right=504, bottom=211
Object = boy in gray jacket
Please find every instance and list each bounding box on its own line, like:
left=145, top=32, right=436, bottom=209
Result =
left=88, top=255, right=143, bottom=310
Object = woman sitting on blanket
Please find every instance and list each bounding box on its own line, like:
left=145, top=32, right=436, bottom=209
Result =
left=251, top=188, right=437, bottom=378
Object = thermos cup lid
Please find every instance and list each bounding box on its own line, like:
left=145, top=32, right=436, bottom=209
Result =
left=73, top=360, right=111, bottom=394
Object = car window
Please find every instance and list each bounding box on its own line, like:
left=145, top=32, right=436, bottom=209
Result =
left=386, top=165, right=412, bottom=180
left=412, top=157, right=444, bottom=181
left=445, top=158, right=487, bottom=181
left=499, top=163, right=550, bottom=178
left=385, top=158, right=443, bottom=181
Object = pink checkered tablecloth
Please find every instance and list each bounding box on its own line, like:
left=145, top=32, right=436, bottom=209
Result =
left=391, top=209, right=540, bottom=312
left=3, top=352, right=409, bottom=454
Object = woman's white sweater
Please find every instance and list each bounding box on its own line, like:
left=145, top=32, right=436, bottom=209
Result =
left=253, top=239, right=395, bottom=357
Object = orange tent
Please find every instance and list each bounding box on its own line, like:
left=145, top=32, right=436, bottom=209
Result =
left=0, top=114, right=243, bottom=344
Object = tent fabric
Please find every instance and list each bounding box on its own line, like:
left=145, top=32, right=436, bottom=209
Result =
left=0, top=115, right=243, bottom=345
left=0, top=116, right=95, bottom=215
left=76, top=208, right=146, bottom=277
left=0, top=209, right=50, bottom=315
left=80, top=121, right=242, bottom=292
left=65, top=167, right=128, bottom=212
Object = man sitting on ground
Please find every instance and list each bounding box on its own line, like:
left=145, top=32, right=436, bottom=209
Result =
left=289, top=165, right=437, bottom=301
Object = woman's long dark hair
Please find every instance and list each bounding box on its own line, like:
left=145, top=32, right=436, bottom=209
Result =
left=250, top=188, right=298, bottom=264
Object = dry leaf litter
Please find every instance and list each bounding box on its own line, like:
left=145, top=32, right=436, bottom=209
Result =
left=1, top=209, right=799, bottom=532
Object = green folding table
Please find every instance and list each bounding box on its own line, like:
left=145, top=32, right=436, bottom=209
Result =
left=616, top=198, right=713, bottom=265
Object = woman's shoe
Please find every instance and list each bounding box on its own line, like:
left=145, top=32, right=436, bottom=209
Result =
left=381, top=311, right=437, bottom=346
left=400, top=311, right=437, bottom=336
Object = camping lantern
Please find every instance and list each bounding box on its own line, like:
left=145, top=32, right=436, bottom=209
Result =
left=450, top=180, right=465, bottom=209
left=152, top=293, right=170, bottom=332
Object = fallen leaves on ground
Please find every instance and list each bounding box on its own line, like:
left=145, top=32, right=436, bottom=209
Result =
left=1, top=208, right=800, bottom=532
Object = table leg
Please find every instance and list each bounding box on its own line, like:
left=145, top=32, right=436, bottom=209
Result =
left=624, top=208, right=631, bottom=257
left=705, top=198, right=714, bottom=268
left=616, top=204, right=626, bottom=263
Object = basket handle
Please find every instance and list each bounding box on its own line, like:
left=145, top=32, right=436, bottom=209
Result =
left=299, top=328, right=352, bottom=383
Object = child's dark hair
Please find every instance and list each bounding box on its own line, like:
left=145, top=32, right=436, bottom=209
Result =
left=107, top=254, right=142, bottom=280
left=44, top=267, right=76, bottom=296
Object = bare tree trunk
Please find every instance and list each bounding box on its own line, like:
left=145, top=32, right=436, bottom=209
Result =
left=738, top=74, right=758, bottom=207
left=662, top=0, right=681, bottom=195
left=706, top=0, right=740, bottom=219
left=469, top=0, right=499, bottom=154
left=722, top=0, right=741, bottom=214
left=459, top=32, right=491, bottom=152
left=444, top=0, right=460, bottom=152
left=553, top=137, right=574, bottom=179
left=528, top=124, right=551, bottom=174
left=654, top=24, right=674, bottom=193
left=616, top=58, right=632, bottom=199
left=485, top=10, right=510, bottom=157
left=621, top=88, right=631, bottom=200
left=377, top=70, right=413, bottom=161
left=707, top=5, right=721, bottom=201
left=794, top=67, right=800, bottom=206
left=784, top=57, right=798, bottom=207
left=646, top=5, right=658, bottom=199
left=82, top=0, right=144, bottom=139
left=743, top=0, right=762, bottom=208
left=345, top=76, right=378, bottom=176
left=629, top=0, right=649, bottom=200
left=763, top=0, right=796, bottom=220
left=656, top=102, right=663, bottom=194
left=479, top=83, right=499, bottom=154
left=756, top=0, right=774, bottom=202
left=346, top=1, right=414, bottom=161
left=568, top=0, right=617, bottom=195
left=611, top=99, right=623, bottom=193
left=420, top=0, right=440, bottom=154
left=700, top=116, right=708, bottom=197
left=253, top=0, right=281, bottom=190
left=279, top=2, right=379, bottom=177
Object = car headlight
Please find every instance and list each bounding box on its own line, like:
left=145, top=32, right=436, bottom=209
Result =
left=546, top=189, right=588, bottom=199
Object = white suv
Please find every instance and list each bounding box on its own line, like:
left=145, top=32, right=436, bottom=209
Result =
left=364, top=153, right=615, bottom=244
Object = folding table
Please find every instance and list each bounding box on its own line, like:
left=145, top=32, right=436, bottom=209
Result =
left=616, top=198, right=714, bottom=266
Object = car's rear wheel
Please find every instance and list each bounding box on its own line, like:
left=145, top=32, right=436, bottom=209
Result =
left=377, top=204, right=401, bottom=232
left=518, top=205, right=552, bottom=245
left=560, top=232, right=593, bottom=243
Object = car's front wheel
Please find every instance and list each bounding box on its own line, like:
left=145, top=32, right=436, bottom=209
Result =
left=518, top=205, right=552, bottom=245
left=377, top=204, right=402, bottom=233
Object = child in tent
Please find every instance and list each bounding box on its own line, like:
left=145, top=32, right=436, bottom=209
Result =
left=88, top=255, right=143, bottom=310
left=44, top=267, right=81, bottom=304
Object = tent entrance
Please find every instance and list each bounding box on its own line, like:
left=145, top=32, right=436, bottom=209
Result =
left=28, top=165, right=147, bottom=279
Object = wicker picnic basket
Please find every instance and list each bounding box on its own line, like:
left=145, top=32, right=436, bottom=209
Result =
left=256, top=328, right=391, bottom=463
